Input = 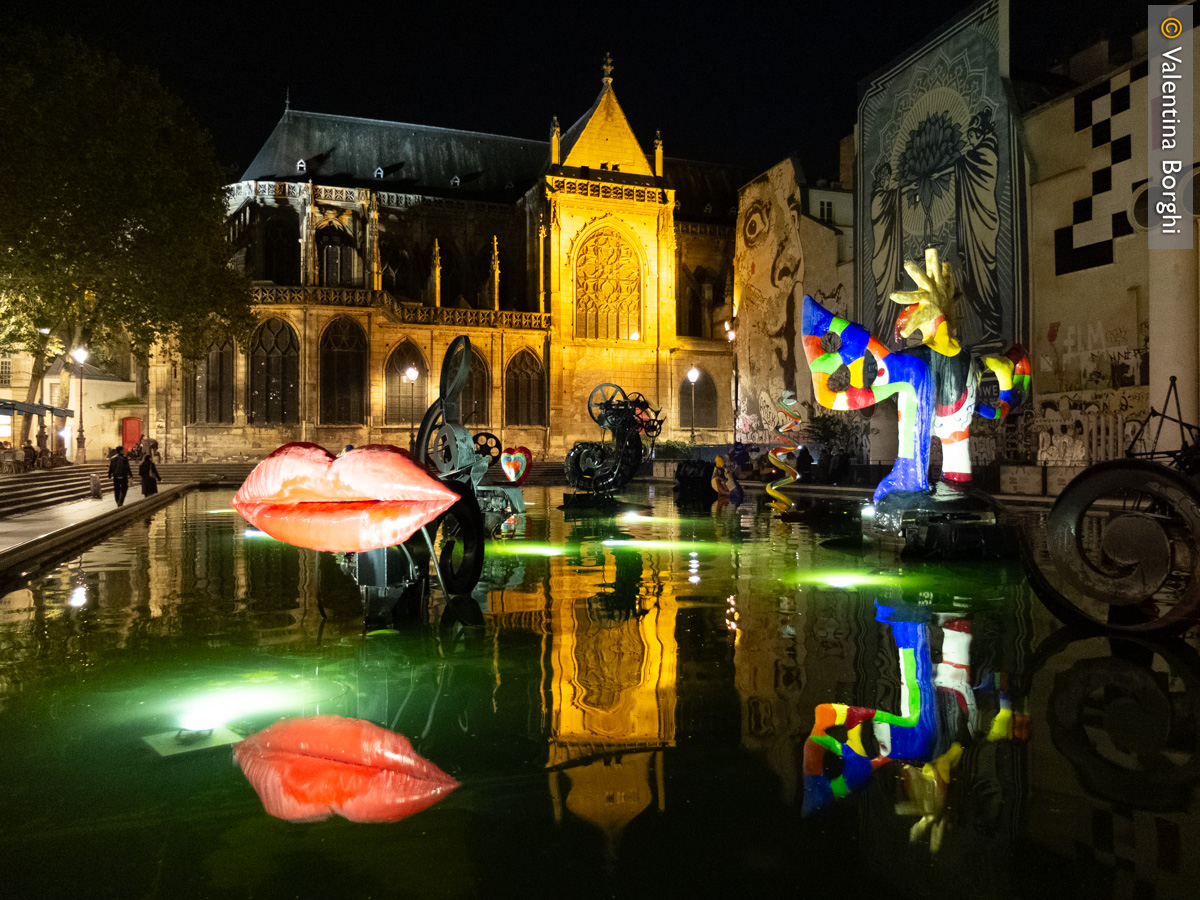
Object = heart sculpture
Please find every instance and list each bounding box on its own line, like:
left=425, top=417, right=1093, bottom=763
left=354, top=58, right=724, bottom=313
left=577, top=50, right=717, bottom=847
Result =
left=500, top=446, right=532, bottom=486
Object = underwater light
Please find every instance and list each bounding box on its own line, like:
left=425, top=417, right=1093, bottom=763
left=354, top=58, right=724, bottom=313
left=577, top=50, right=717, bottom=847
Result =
left=601, top=539, right=709, bottom=552
left=484, top=542, right=568, bottom=557
left=178, top=685, right=308, bottom=732
left=242, top=529, right=276, bottom=539
left=689, top=575, right=701, bottom=584
left=822, top=575, right=867, bottom=589
left=68, top=586, right=86, bottom=607
left=863, top=505, right=876, bottom=517
left=207, top=509, right=240, bottom=514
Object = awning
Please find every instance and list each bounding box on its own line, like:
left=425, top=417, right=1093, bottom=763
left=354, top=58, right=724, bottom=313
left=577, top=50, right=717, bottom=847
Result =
left=0, top=399, right=73, bottom=418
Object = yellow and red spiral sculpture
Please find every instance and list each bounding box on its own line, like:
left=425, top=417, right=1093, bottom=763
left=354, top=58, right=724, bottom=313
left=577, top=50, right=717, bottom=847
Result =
left=766, top=392, right=804, bottom=513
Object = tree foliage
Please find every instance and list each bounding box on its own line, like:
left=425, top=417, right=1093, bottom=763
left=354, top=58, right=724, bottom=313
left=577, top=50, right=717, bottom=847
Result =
left=0, top=26, right=254, bottom=434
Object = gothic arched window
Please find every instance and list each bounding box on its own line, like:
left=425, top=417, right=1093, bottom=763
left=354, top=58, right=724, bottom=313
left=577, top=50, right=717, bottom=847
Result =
left=384, top=340, right=428, bottom=425
left=317, top=226, right=360, bottom=287
left=574, top=228, right=641, bottom=340
left=461, top=347, right=490, bottom=426
left=504, top=350, right=545, bottom=427
left=187, top=339, right=234, bottom=424
left=679, top=368, right=717, bottom=429
left=319, top=316, right=368, bottom=425
left=247, top=318, right=300, bottom=425
left=263, top=214, right=299, bottom=285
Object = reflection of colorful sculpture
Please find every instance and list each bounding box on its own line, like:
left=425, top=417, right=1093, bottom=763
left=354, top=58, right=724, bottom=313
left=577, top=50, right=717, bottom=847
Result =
left=234, top=716, right=458, bottom=823
left=801, top=249, right=1029, bottom=502
left=711, top=455, right=743, bottom=506
left=232, top=443, right=459, bottom=553
left=766, top=392, right=804, bottom=513
left=803, top=603, right=936, bottom=814
left=803, top=599, right=1025, bottom=849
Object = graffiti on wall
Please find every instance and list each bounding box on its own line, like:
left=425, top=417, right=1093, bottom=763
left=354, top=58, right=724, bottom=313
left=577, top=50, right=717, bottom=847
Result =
left=857, top=0, right=1026, bottom=354
left=1039, top=319, right=1150, bottom=395
left=734, top=157, right=847, bottom=448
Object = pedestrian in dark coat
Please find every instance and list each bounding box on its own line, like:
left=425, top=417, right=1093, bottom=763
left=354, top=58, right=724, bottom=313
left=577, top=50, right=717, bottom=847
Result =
left=107, top=447, right=132, bottom=507
left=138, top=454, right=160, bottom=496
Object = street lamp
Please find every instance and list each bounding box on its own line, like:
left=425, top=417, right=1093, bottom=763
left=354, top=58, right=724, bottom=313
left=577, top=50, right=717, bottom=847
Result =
left=687, top=366, right=700, bottom=445
left=404, top=365, right=419, bottom=453
left=71, top=347, right=88, bottom=464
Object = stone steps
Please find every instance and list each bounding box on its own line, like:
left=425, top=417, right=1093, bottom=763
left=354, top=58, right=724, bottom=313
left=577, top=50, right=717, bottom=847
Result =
left=0, top=464, right=109, bottom=518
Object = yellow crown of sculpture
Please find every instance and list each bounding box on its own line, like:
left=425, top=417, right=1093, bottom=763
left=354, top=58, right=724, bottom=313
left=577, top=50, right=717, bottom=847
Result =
left=889, top=248, right=960, bottom=357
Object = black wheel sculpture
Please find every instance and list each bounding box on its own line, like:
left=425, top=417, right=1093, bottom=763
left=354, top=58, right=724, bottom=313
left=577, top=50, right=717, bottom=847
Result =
left=406, top=478, right=485, bottom=596
left=588, top=383, right=627, bottom=428
left=1025, top=459, right=1200, bottom=634
left=473, top=431, right=501, bottom=467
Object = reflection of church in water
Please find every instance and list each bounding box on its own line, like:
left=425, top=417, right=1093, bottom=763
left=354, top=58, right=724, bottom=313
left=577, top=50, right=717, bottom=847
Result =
left=491, top=517, right=677, bottom=859
left=151, top=57, right=746, bottom=462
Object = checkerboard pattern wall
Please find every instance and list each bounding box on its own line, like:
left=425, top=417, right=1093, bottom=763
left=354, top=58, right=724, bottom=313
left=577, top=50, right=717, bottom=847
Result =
left=1054, top=60, right=1147, bottom=275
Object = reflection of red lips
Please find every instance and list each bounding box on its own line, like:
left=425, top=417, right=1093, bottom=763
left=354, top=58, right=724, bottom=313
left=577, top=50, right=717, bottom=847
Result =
left=234, top=715, right=459, bottom=823
left=232, top=443, right=458, bottom=552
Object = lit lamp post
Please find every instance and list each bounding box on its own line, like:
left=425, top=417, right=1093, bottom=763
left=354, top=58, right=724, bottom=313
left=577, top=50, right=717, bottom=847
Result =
left=71, top=347, right=88, bottom=464
left=687, top=366, right=700, bottom=445
left=404, top=366, right=419, bottom=453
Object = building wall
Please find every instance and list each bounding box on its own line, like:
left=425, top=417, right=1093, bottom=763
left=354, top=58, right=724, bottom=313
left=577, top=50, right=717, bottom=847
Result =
left=1024, top=58, right=1151, bottom=442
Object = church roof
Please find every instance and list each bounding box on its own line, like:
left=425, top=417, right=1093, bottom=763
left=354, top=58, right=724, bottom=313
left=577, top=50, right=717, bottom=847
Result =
left=239, top=109, right=549, bottom=199
left=237, top=107, right=749, bottom=223
left=559, top=78, right=653, bottom=175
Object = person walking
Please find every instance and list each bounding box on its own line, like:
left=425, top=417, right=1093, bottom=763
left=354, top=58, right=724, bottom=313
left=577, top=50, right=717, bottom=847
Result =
left=107, top=446, right=132, bottom=507
left=138, top=452, right=161, bottom=497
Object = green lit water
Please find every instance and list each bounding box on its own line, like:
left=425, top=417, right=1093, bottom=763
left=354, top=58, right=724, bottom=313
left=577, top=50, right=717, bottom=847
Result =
left=1, top=484, right=1198, bottom=899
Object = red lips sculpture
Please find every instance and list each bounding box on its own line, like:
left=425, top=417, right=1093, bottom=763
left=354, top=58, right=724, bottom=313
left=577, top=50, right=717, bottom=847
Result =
left=234, top=716, right=459, bottom=823
left=232, top=443, right=459, bottom=553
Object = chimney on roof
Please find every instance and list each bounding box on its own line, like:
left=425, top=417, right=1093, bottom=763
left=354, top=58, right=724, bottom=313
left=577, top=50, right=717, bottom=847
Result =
left=654, top=131, right=663, bottom=178
left=550, top=116, right=560, bottom=165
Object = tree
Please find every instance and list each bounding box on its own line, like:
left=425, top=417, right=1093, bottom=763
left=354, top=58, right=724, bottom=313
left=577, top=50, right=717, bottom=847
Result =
left=0, top=27, right=254, bottom=442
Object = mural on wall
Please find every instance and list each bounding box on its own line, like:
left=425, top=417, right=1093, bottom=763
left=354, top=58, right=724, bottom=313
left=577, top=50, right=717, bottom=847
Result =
left=734, top=159, right=846, bottom=448
left=858, top=0, right=1026, bottom=355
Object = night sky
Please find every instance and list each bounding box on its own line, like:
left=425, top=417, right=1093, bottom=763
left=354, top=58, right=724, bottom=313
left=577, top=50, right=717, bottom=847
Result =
left=7, top=0, right=1144, bottom=182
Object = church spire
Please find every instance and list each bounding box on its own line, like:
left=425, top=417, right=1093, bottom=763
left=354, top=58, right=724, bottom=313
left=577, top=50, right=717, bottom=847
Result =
left=602, top=52, right=613, bottom=87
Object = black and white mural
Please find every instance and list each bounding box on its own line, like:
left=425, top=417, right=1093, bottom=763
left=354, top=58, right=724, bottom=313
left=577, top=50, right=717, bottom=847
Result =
left=857, top=0, right=1027, bottom=353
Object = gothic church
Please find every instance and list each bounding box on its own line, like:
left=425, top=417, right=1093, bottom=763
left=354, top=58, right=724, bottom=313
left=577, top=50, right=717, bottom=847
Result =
left=148, top=59, right=745, bottom=461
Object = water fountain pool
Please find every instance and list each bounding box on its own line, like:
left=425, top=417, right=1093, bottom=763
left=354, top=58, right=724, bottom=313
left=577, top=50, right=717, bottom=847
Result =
left=1, top=483, right=1198, bottom=899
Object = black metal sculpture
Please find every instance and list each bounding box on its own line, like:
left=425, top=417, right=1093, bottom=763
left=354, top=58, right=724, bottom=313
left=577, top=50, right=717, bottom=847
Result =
left=564, top=383, right=663, bottom=495
left=1025, top=378, right=1200, bottom=635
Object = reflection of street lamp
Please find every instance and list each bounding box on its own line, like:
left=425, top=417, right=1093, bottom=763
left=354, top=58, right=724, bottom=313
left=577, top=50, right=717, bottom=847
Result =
left=71, top=347, right=88, bottom=464
left=404, top=365, right=419, bottom=453
left=687, top=366, right=700, bottom=445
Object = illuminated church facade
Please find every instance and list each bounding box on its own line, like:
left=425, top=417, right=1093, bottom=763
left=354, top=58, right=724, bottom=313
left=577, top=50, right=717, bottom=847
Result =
left=149, top=60, right=746, bottom=461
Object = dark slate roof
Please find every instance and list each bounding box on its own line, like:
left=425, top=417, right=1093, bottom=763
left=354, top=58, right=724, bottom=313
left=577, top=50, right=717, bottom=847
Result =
left=239, top=109, right=750, bottom=221
left=664, top=157, right=754, bottom=225
left=239, top=110, right=550, bottom=200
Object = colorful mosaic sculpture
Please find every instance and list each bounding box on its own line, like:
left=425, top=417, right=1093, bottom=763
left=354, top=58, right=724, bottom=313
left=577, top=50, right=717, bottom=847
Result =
left=766, top=391, right=804, bottom=513
left=801, top=249, right=1029, bottom=502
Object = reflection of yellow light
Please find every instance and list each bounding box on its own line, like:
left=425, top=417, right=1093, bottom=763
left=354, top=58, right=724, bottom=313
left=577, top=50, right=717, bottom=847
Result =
left=207, top=509, right=240, bottom=514
left=242, top=529, right=276, bottom=540
left=68, top=587, right=86, bottom=607
left=688, top=575, right=700, bottom=584
left=178, top=686, right=308, bottom=732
